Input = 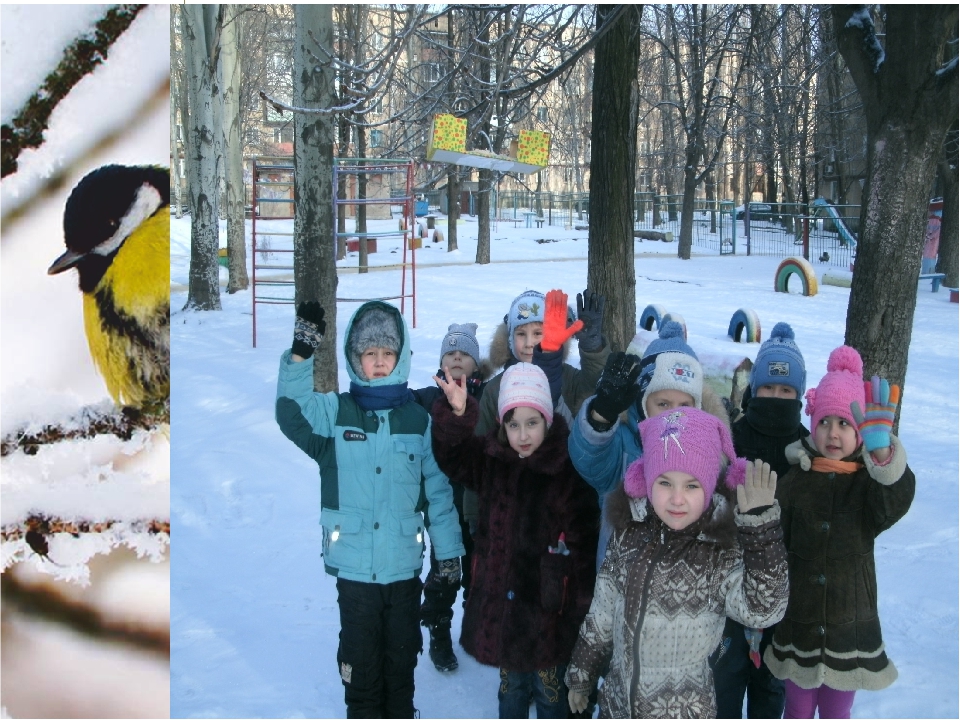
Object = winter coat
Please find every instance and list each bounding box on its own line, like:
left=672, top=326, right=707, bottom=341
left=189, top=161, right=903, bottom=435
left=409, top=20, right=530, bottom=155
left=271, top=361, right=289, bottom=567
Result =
left=463, top=321, right=610, bottom=527
left=431, top=395, right=600, bottom=673
left=731, top=391, right=810, bottom=480
left=275, top=301, right=464, bottom=585
left=565, top=484, right=789, bottom=719
left=764, top=435, right=915, bottom=691
left=568, top=385, right=731, bottom=569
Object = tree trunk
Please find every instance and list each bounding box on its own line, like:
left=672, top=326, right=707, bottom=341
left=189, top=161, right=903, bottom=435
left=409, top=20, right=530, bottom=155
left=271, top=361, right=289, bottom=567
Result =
left=938, top=157, right=958, bottom=288
left=834, top=4, right=958, bottom=427
left=475, top=169, right=491, bottom=264
left=336, top=115, right=349, bottom=261
left=587, top=5, right=643, bottom=353
left=182, top=4, right=223, bottom=311
left=222, top=4, right=249, bottom=293
left=447, top=169, right=459, bottom=252
left=677, top=150, right=698, bottom=259
left=293, top=4, right=337, bottom=392
left=170, top=10, right=183, bottom=220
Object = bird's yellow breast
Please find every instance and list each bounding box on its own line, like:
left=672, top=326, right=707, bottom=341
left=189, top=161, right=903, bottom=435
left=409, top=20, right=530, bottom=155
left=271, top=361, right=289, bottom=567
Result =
left=83, top=211, right=170, bottom=408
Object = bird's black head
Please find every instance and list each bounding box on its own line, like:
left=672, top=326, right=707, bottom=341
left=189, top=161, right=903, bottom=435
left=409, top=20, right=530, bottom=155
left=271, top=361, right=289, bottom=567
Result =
left=50, top=165, right=170, bottom=292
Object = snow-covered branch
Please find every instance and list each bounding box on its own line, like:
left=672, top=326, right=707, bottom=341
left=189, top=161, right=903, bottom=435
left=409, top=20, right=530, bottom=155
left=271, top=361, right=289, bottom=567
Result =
left=0, top=4, right=146, bottom=178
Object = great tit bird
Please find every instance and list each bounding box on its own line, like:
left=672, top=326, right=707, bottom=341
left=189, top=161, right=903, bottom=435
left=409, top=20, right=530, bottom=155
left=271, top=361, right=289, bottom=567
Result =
left=47, top=165, right=170, bottom=410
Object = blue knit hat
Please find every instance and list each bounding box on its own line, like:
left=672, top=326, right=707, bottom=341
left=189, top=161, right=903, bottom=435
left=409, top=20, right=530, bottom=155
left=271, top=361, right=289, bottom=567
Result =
left=750, top=322, right=806, bottom=397
left=636, top=321, right=703, bottom=418
left=505, top=290, right=545, bottom=357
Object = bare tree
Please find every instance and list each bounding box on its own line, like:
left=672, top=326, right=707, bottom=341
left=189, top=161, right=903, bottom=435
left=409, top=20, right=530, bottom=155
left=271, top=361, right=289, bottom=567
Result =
left=182, top=4, right=223, bottom=311
left=835, top=4, right=958, bottom=423
left=293, top=4, right=338, bottom=392
left=222, top=4, right=249, bottom=293
left=587, top=4, right=644, bottom=353
left=937, top=122, right=958, bottom=288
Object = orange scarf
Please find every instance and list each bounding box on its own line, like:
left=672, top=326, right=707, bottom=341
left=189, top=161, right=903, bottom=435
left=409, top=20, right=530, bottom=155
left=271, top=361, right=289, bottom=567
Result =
left=811, top=457, right=862, bottom=475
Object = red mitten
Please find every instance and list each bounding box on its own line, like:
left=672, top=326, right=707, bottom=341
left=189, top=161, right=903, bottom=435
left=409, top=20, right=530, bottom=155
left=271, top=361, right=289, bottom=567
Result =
left=541, top=289, right=583, bottom=352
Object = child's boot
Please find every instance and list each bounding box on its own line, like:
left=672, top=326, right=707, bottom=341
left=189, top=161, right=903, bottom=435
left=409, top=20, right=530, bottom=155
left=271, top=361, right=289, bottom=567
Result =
left=427, top=613, right=458, bottom=672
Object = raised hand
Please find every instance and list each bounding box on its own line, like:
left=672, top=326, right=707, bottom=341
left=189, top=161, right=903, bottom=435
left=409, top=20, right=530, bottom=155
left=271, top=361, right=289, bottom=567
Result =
left=736, top=459, right=777, bottom=514
left=434, top=367, right=468, bottom=416
left=292, top=301, right=326, bottom=359
left=575, top=289, right=605, bottom=352
left=541, top=289, right=583, bottom=352
left=591, top=352, right=642, bottom=423
left=850, top=375, right=900, bottom=453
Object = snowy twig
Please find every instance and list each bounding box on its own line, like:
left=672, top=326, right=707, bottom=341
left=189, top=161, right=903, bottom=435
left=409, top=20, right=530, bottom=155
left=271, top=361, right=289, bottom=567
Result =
left=0, top=4, right=146, bottom=178
left=2, top=569, right=170, bottom=656
left=1, top=515, right=170, bottom=544
left=1, top=402, right=169, bottom=458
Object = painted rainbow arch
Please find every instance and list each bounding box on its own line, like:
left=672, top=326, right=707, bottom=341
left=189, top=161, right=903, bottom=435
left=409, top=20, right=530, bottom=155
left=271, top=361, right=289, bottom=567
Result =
left=639, top=304, right=667, bottom=331
left=728, top=308, right=761, bottom=343
left=662, top=312, right=687, bottom=339
left=775, top=257, right=818, bottom=296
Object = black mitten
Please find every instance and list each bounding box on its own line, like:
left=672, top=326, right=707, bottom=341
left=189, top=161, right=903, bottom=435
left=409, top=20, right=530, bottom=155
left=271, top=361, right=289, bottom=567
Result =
left=591, top=351, right=642, bottom=423
left=575, top=289, right=605, bottom=352
left=292, top=301, right=326, bottom=359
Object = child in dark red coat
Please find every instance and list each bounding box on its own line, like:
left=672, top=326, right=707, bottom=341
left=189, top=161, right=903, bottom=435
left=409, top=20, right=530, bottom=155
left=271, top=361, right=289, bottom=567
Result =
left=432, top=360, right=600, bottom=719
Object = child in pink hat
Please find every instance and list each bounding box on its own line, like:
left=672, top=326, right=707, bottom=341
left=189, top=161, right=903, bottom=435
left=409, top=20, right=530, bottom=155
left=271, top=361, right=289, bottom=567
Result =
left=431, top=362, right=600, bottom=718
left=565, top=407, right=789, bottom=718
left=764, top=345, right=915, bottom=718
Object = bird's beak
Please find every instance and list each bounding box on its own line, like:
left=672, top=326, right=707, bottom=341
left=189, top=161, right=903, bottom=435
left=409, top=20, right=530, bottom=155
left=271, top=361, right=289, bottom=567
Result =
left=47, top=248, right=84, bottom=275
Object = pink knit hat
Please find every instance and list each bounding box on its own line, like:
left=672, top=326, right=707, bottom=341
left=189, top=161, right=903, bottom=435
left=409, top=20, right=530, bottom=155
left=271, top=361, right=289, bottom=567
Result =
left=497, top=363, right=554, bottom=427
left=624, top=407, right=746, bottom=507
left=804, top=345, right=865, bottom=440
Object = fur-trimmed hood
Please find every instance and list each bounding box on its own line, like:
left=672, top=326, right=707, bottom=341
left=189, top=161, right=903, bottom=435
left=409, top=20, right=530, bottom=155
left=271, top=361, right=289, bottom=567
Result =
left=603, top=479, right=739, bottom=550
left=487, top=321, right=571, bottom=370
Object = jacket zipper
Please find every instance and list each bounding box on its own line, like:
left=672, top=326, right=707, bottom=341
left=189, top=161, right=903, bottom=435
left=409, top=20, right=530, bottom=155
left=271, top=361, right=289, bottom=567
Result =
left=630, top=527, right=667, bottom=712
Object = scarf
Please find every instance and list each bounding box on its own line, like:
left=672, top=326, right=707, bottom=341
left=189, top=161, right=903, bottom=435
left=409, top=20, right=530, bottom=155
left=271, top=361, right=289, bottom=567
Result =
left=349, top=381, right=414, bottom=411
left=811, top=457, right=863, bottom=474
left=744, top=397, right=803, bottom=437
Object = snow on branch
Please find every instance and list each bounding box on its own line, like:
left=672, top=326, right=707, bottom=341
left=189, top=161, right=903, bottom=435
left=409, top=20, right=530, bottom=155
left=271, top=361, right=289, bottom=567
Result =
left=844, top=6, right=885, bottom=73
left=0, top=4, right=146, bottom=178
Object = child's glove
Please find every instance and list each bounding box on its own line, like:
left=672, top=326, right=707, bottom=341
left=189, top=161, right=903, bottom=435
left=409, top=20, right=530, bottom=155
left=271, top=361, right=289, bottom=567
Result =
left=575, top=288, right=605, bottom=352
left=591, top=352, right=643, bottom=423
left=293, top=301, right=326, bottom=359
left=850, top=375, right=900, bottom=452
left=436, top=557, right=462, bottom=585
left=568, top=689, right=589, bottom=715
left=541, top=289, right=583, bottom=352
left=744, top=627, right=764, bottom=669
left=737, top=459, right=777, bottom=514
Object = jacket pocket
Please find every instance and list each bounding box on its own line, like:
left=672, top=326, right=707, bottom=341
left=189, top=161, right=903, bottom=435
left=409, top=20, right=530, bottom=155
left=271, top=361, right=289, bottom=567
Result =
left=320, top=508, right=365, bottom=571
left=540, top=553, right=569, bottom=613
left=397, top=513, right=426, bottom=573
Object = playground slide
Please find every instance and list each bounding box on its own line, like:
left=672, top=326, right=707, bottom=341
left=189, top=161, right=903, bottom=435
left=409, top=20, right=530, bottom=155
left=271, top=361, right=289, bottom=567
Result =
left=812, top=198, right=857, bottom=248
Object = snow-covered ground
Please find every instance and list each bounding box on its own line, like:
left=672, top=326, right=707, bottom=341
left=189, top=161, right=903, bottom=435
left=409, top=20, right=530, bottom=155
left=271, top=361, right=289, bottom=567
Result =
left=171, top=212, right=958, bottom=718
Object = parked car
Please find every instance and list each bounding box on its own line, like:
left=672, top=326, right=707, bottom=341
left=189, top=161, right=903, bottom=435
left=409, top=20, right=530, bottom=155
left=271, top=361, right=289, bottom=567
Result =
left=735, top=202, right=773, bottom=220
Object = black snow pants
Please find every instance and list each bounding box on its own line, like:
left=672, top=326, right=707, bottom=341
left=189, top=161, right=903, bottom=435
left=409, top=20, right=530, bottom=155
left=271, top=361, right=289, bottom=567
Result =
left=336, top=576, right=423, bottom=719
left=709, top=617, right=785, bottom=719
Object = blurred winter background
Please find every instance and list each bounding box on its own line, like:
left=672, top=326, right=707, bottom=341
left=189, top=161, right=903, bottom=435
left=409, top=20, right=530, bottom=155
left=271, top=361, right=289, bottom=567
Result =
left=1, top=5, right=169, bottom=718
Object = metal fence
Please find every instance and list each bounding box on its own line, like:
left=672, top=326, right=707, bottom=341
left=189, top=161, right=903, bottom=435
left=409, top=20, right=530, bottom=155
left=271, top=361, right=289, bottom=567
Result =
left=457, top=190, right=860, bottom=268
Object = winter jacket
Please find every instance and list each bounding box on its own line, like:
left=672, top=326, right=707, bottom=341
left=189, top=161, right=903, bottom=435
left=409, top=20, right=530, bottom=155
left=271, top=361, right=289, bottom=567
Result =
left=431, top=395, right=600, bottom=673
left=731, top=390, right=810, bottom=480
left=565, top=484, right=789, bottom=719
left=764, top=435, right=915, bottom=691
left=569, top=386, right=730, bottom=569
left=463, top=321, right=610, bottom=527
left=275, top=301, right=464, bottom=585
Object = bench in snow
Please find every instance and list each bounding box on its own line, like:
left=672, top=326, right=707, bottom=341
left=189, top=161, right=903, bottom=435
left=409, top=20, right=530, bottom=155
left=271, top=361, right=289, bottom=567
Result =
left=919, top=273, right=947, bottom=292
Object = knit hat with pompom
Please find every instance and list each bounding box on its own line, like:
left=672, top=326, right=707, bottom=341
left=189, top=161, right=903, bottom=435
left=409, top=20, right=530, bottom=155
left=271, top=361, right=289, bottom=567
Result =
left=636, top=320, right=703, bottom=419
left=623, top=406, right=747, bottom=509
left=804, top=345, right=865, bottom=439
left=751, top=322, right=806, bottom=397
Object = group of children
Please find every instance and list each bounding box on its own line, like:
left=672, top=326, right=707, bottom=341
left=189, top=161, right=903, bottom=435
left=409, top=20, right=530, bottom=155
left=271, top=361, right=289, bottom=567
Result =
left=275, top=288, right=914, bottom=719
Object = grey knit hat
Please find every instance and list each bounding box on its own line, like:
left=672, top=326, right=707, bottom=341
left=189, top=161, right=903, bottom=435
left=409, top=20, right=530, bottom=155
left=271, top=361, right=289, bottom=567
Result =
left=348, top=306, right=402, bottom=378
left=440, top=323, right=481, bottom=368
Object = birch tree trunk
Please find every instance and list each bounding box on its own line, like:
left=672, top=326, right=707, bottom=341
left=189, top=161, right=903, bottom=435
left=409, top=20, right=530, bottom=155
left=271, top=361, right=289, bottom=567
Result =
left=222, top=4, right=248, bottom=293
left=293, top=4, right=338, bottom=392
left=182, top=4, right=223, bottom=311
